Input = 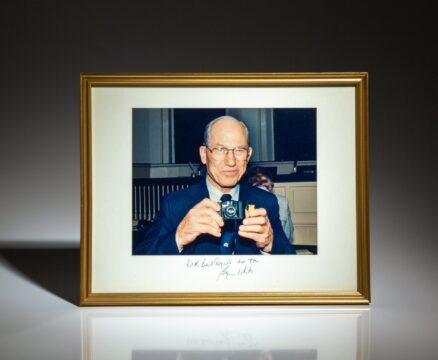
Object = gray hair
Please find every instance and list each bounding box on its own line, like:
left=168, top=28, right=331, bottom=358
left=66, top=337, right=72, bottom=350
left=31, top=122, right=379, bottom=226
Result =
left=203, top=115, right=249, bottom=146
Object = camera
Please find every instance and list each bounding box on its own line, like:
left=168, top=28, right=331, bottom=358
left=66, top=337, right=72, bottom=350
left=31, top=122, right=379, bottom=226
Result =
left=218, top=199, right=244, bottom=221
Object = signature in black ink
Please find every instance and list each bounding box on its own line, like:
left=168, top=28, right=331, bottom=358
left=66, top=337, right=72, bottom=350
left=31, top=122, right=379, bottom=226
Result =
left=187, top=257, right=231, bottom=269
left=216, top=266, right=237, bottom=281
left=186, top=257, right=260, bottom=281
left=237, top=264, right=254, bottom=276
left=216, top=264, right=254, bottom=281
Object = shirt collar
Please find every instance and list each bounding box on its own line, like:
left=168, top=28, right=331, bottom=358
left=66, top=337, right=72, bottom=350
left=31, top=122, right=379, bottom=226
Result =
left=205, top=177, right=240, bottom=202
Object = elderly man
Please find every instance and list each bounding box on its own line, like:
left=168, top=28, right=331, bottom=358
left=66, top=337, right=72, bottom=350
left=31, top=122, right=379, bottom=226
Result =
left=134, top=116, right=295, bottom=255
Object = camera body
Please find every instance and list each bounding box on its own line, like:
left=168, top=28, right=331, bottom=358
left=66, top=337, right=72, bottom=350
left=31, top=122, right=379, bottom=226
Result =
left=218, top=199, right=244, bottom=221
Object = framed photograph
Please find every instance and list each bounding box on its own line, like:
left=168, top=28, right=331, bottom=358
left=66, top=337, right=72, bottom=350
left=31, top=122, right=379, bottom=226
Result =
left=80, top=73, right=370, bottom=305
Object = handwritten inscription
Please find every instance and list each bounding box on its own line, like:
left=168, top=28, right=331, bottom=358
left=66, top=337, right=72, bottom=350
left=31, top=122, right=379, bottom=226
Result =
left=187, top=257, right=260, bottom=281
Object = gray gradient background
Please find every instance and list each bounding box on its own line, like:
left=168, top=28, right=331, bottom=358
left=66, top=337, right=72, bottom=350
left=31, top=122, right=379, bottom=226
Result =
left=0, top=1, right=437, bottom=359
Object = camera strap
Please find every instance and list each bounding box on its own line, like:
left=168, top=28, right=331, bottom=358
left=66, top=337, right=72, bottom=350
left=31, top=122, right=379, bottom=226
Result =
left=220, top=194, right=237, bottom=255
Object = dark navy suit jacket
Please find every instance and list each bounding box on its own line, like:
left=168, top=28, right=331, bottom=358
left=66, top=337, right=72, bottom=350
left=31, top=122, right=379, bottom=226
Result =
left=133, top=179, right=296, bottom=255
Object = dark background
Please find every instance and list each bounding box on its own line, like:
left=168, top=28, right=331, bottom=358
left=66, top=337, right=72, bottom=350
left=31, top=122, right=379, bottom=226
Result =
left=174, top=108, right=225, bottom=163
left=0, top=1, right=437, bottom=358
left=172, top=108, right=316, bottom=163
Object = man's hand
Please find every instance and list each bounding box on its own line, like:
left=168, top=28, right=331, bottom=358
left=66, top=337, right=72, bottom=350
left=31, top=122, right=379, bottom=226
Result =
left=238, top=207, right=273, bottom=253
left=175, top=198, right=224, bottom=251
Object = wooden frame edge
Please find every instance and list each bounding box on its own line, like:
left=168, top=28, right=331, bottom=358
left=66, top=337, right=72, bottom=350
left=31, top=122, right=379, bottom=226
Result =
left=80, top=75, right=93, bottom=305
left=80, top=291, right=370, bottom=306
left=355, top=73, right=371, bottom=303
left=80, top=72, right=369, bottom=87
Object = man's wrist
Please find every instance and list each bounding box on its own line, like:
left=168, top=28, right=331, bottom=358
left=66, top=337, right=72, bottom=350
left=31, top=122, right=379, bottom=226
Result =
left=262, top=237, right=273, bottom=253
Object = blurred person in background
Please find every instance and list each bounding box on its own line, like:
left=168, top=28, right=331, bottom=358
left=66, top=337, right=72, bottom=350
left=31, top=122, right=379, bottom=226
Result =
left=246, top=167, right=294, bottom=243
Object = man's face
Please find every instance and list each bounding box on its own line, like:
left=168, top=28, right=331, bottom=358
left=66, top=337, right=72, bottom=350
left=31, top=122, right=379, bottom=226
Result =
left=199, top=119, right=252, bottom=193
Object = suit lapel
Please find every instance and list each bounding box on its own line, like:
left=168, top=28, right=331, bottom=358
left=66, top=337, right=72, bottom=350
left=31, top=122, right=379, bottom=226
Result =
left=187, top=178, right=209, bottom=203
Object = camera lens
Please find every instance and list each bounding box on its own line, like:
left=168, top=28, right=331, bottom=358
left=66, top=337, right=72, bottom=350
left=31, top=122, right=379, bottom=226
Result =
left=225, top=206, right=236, bottom=217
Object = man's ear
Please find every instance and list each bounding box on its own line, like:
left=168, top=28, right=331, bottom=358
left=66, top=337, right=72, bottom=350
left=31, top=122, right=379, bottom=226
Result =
left=247, top=147, right=253, bottom=160
left=199, top=146, right=207, bottom=164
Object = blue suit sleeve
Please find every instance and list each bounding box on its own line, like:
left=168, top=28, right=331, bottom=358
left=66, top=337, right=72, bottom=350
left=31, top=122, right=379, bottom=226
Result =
left=133, top=195, right=181, bottom=255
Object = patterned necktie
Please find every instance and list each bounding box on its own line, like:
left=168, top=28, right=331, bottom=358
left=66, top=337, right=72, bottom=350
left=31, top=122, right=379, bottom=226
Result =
left=220, top=194, right=236, bottom=255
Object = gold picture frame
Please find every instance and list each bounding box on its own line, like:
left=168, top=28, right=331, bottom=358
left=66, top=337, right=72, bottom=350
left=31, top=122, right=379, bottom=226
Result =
left=80, top=73, right=370, bottom=305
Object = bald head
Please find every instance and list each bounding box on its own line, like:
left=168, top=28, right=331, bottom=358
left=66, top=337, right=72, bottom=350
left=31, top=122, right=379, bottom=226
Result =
left=203, top=116, right=249, bottom=147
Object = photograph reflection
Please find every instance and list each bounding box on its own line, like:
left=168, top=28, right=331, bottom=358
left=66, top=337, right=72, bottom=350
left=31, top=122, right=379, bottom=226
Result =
left=133, top=350, right=316, bottom=360
left=81, top=308, right=369, bottom=360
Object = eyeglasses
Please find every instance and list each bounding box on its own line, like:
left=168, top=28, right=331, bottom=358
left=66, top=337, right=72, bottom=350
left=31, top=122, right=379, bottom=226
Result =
left=204, top=146, right=249, bottom=160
